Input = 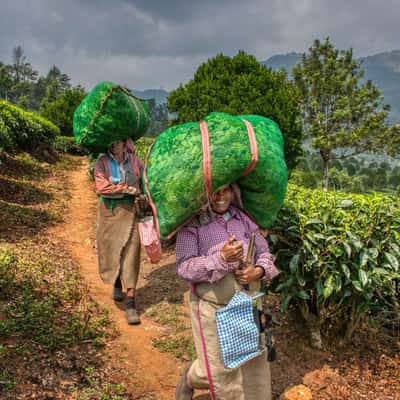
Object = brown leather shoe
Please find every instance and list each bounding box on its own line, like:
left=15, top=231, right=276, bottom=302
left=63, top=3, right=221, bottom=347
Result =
left=126, top=307, right=141, bottom=325
left=175, top=363, right=193, bottom=400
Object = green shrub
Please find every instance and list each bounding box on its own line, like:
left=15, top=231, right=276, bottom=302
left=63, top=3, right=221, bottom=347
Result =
left=54, top=135, right=88, bottom=155
left=134, top=136, right=154, bottom=161
left=269, top=185, right=400, bottom=347
left=0, top=116, right=12, bottom=152
left=0, top=100, right=59, bottom=153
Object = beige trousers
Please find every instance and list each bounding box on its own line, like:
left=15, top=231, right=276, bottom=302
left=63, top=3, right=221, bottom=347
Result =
left=96, top=201, right=141, bottom=289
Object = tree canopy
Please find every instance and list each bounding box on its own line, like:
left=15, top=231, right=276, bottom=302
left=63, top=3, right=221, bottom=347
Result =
left=40, top=86, right=86, bottom=136
left=293, top=38, right=399, bottom=190
left=167, top=51, right=303, bottom=170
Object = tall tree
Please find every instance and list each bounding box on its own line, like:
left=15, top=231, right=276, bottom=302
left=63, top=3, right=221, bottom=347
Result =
left=46, top=65, right=71, bottom=92
left=0, top=62, right=12, bottom=99
left=31, top=66, right=71, bottom=110
left=168, top=51, right=303, bottom=170
left=293, top=38, right=398, bottom=190
left=10, top=45, right=38, bottom=84
left=8, top=46, right=38, bottom=105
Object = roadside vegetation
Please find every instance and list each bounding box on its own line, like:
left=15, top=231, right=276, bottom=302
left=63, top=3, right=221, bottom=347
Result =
left=0, top=153, right=143, bottom=399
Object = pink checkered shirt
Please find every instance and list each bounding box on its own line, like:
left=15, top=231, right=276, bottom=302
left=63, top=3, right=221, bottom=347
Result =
left=176, top=206, right=279, bottom=283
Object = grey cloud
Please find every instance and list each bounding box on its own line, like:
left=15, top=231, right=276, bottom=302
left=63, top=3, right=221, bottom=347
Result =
left=0, top=0, right=399, bottom=89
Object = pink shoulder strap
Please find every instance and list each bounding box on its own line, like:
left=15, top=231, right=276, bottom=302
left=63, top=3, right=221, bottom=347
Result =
left=200, top=120, right=213, bottom=202
left=241, top=119, right=258, bottom=176
left=199, top=118, right=259, bottom=200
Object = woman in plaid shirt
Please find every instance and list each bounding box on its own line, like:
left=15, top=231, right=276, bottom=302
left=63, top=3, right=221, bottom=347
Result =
left=175, top=184, right=279, bottom=400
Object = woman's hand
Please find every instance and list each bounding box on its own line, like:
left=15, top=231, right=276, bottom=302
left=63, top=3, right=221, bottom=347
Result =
left=125, top=186, right=138, bottom=195
left=234, top=264, right=264, bottom=285
left=221, top=236, right=243, bottom=263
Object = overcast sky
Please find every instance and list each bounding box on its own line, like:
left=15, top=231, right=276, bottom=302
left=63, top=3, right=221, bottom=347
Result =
left=1, top=0, right=399, bottom=91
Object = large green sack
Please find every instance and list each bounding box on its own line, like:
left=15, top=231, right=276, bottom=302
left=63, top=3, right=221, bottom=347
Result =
left=145, top=112, right=288, bottom=239
left=73, top=82, right=150, bottom=152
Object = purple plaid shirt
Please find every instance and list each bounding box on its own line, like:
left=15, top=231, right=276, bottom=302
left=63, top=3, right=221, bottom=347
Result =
left=176, top=206, right=279, bottom=283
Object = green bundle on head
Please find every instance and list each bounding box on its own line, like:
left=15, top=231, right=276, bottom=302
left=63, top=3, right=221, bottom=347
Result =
left=73, top=81, right=150, bottom=153
left=145, top=112, right=288, bottom=239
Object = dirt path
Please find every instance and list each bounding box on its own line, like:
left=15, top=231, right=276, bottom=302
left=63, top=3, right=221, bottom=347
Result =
left=49, top=158, right=186, bottom=400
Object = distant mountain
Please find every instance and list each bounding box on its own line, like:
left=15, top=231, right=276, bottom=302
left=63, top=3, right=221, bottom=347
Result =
left=262, top=50, right=400, bottom=123
left=131, top=89, right=169, bottom=105
left=360, top=51, right=400, bottom=123
left=261, top=52, right=301, bottom=73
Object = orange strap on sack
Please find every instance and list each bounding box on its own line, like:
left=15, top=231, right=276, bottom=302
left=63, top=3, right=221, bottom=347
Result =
left=200, top=119, right=259, bottom=202
left=200, top=120, right=213, bottom=202
left=241, top=119, right=258, bottom=176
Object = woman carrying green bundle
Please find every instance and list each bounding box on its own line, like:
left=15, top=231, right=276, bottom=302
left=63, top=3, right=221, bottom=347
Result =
left=94, top=138, right=145, bottom=325
left=175, top=184, right=279, bottom=400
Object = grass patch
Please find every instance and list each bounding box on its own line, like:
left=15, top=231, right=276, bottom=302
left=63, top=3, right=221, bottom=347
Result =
left=152, top=336, right=196, bottom=361
left=0, top=245, right=110, bottom=351
left=74, top=366, right=126, bottom=400
left=0, top=239, right=120, bottom=399
left=146, top=300, right=195, bottom=361
left=0, top=369, right=17, bottom=391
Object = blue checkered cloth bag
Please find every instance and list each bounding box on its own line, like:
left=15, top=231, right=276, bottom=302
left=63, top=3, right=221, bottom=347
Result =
left=216, top=291, right=263, bottom=369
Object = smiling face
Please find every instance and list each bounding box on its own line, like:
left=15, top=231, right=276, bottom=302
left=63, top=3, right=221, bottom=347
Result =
left=211, top=186, right=233, bottom=214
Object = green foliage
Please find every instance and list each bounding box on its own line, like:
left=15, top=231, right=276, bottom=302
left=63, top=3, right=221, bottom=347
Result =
left=167, top=51, right=303, bottom=170
left=54, top=135, right=88, bottom=155
left=269, top=185, right=400, bottom=345
left=0, top=246, right=109, bottom=351
left=293, top=38, right=399, bottom=189
left=0, top=115, right=12, bottom=151
left=0, top=62, right=12, bottom=99
left=133, top=136, right=154, bottom=161
left=291, top=150, right=400, bottom=194
left=146, top=301, right=194, bottom=361
left=0, top=100, right=59, bottom=152
left=41, top=86, right=85, bottom=135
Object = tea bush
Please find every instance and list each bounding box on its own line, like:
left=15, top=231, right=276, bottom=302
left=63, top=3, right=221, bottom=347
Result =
left=134, top=136, right=154, bottom=161
left=54, top=135, right=88, bottom=155
left=269, top=185, right=400, bottom=347
left=0, top=100, right=59, bottom=153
